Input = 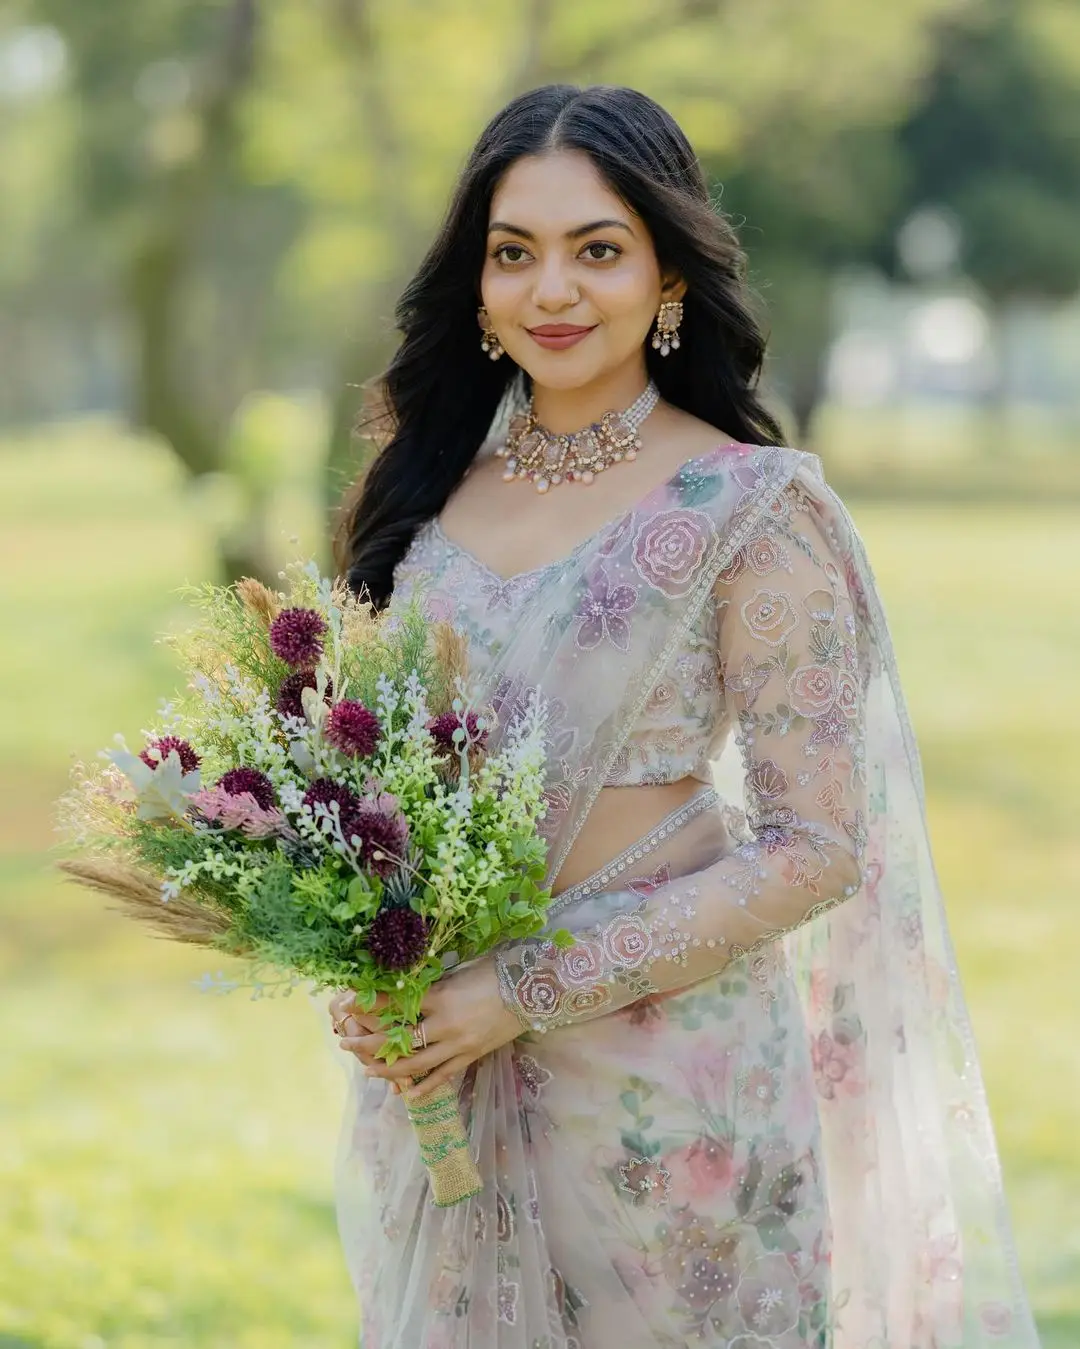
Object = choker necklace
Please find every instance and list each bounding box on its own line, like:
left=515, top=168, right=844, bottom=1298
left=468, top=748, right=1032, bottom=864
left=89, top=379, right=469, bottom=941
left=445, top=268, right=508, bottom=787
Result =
left=495, top=381, right=660, bottom=493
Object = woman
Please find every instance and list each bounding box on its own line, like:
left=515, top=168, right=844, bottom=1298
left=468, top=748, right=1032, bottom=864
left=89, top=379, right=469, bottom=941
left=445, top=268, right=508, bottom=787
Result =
left=328, top=85, right=1040, bottom=1348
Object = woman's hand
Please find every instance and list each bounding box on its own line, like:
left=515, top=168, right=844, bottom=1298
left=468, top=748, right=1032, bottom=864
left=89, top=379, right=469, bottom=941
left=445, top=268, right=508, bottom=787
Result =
left=330, top=959, right=523, bottom=1095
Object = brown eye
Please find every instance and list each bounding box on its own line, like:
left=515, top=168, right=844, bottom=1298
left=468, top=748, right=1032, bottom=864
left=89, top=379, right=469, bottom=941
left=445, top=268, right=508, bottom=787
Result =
left=582, top=242, right=621, bottom=262
left=494, top=244, right=530, bottom=265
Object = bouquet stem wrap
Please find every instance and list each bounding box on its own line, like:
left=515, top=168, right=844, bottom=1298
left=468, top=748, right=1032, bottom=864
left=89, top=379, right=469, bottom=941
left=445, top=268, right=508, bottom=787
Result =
left=401, top=1075, right=480, bottom=1207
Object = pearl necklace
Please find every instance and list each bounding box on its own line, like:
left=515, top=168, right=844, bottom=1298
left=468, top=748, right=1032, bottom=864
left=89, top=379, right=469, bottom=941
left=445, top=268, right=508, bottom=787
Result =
left=495, top=381, right=660, bottom=494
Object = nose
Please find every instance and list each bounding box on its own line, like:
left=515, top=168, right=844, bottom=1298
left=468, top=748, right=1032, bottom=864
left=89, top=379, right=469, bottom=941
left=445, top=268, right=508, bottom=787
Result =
left=532, top=258, right=579, bottom=312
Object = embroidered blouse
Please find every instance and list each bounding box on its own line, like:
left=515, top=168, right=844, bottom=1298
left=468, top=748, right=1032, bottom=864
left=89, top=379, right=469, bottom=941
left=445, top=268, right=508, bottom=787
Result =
left=391, top=452, right=868, bottom=1033
left=392, top=517, right=727, bottom=788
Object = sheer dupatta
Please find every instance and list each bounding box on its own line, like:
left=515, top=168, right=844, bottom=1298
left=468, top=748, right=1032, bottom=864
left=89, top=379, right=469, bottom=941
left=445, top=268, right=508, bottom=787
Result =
left=334, top=444, right=1040, bottom=1348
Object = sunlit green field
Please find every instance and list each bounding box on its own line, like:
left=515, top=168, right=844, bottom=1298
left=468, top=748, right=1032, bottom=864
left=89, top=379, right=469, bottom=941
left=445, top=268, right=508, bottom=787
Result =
left=1, top=422, right=1076, bottom=1347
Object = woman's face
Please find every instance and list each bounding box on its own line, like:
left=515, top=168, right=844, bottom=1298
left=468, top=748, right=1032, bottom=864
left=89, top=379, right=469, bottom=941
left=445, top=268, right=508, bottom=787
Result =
left=480, top=150, right=682, bottom=393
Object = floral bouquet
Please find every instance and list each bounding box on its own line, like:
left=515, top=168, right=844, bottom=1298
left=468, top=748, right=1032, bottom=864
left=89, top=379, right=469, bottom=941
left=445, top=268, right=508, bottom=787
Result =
left=54, top=561, right=566, bottom=1206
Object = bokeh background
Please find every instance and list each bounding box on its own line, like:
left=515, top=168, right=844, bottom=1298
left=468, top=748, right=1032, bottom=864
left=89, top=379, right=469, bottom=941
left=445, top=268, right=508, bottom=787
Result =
left=2, top=1, right=1079, bottom=1345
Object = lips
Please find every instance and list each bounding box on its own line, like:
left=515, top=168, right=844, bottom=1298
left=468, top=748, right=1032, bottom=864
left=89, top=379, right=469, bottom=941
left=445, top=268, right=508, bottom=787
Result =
left=526, top=323, right=596, bottom=351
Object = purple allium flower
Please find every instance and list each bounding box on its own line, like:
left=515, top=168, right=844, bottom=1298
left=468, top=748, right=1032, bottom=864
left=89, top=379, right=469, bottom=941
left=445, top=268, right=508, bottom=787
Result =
left=426, top=711, right=488, bottom=755
left=139, top=735, right=201, bottom=774
left=366, top=906, right=429, bottom=971
left=349, top=803, right=410, bottom=878
left=269, top=606, right=327, bottom=668
left=302, top=777, right=361, bottom=837
left=276, top=670, right=333, bottom=721
left=325, top=699, right=381, bottom=757
left=217, top=766, right=276, bottom=811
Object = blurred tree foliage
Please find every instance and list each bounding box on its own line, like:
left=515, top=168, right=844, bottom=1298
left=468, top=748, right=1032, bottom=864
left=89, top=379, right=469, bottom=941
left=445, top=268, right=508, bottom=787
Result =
left=3, top=0, right=1079, bottom=576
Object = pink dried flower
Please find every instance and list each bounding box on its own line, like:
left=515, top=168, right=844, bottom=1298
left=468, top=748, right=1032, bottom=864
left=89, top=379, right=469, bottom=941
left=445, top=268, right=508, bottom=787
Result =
left=190, top=787, right=293, bottom=839
left=269, top=607, right=327, bottom=668
left=325, top=700, right=381, bottom=757
left=139, top=736, right=201, bottom=774
left=217, top=767, right=276, bottom=811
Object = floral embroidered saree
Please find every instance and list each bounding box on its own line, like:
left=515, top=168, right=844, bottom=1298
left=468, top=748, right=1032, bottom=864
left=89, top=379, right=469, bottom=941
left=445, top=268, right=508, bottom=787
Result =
left=332, top=443, right=1041, bottom=1348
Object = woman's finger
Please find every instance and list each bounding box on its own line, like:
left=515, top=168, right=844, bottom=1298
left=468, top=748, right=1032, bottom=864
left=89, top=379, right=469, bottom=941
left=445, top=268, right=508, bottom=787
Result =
left=337, top=1030, right=386, bottom=1065
left=359, top=1038, right=456, bottom=1083
left=404, top=1055, right=470, bottom=1098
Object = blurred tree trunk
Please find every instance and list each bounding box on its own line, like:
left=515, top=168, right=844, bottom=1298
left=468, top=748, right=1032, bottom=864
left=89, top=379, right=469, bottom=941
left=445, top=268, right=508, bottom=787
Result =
left=126, top=0, right=268, bottom=584
left=756, top=259, right=835, bottom=447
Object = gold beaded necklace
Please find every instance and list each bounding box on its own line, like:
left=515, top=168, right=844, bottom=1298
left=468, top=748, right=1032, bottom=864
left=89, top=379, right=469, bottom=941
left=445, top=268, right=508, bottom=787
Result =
left=495, top=381, right=660, bottom=494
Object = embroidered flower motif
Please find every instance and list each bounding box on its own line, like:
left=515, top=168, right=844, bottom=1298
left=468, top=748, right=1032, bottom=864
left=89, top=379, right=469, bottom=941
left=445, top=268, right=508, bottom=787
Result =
left=659, top=1213, right=739, bottom=1310
left=478, top=574, right=527, bottom=613
left=835, top=670, right=861, bottom=719
left=741, top=589, right=799, bottom=646
left=616, top=1155, right=671, bottom=1207
left=496, top=1188, right=515, bottom=1244
left=631, top=507, right=712, bottom=597
left=809, top=709, right=848, bottom=750
left=724, top=653, right=774, bottom=709
left=644, top=678, right=677, bottom=716
left=496, top=1274, right=519, bottom=1324
left=746, top=758, right=789, bottom=803
left=563, top=985, right=612, bottom=1016
left=745, top=535, right=784, bottom=575
left=556, top=935, right=605, bottom=987
left=601, top=912, right=652, bottom=969
left=513, top=1052, right=552, bottom=1103
left=787, top=664, right=838, bottom=718
left=515, top=969, right=564, bottom=1019
left=573, top=565, right=637, bottom=652
left=736, top=1064, right=782, bottom=1117
left=736, top=1253, right=801, bottom=1337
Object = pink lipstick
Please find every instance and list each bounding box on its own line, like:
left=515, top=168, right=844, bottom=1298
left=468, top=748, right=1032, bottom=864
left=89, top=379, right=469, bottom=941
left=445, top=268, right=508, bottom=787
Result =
left=526, top=324, right=596, bottom=351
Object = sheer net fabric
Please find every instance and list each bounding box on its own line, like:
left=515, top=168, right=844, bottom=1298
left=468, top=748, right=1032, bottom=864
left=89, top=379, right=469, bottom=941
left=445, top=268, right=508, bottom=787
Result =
left=494, top=482, right=868, bottom=1033
left=333, top=444, right=1041, bottom=1349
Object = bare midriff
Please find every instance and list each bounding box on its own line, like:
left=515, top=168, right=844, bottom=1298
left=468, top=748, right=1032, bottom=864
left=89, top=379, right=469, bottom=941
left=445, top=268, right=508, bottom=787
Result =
left=548, top=776, right=706, bottom=897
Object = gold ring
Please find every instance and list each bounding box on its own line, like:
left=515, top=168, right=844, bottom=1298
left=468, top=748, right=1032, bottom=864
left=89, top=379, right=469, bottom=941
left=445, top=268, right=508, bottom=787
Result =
left=410, top=1020, right=427, bottom=1051
left=333, top=1016, right=350, bottom=1037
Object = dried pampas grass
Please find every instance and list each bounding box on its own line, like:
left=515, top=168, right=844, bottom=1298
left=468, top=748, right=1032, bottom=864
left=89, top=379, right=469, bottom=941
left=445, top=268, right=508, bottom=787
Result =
left=235, top=577, right=284, bottom=631
left=57, top=858, right=231, bottom=946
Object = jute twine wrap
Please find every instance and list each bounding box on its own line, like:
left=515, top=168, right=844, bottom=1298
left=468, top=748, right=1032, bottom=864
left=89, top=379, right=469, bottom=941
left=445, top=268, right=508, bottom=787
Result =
left=401, top=1075, right=481, bottom=1207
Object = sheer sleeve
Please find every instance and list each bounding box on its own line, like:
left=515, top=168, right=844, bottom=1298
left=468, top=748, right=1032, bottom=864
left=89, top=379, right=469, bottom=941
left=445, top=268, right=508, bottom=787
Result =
left=493, top=481, right=869, bottom=1032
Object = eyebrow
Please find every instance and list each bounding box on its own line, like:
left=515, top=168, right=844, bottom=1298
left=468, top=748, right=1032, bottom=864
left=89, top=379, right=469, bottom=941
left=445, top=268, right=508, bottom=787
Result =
left=487, top=218, right=635, bottom=240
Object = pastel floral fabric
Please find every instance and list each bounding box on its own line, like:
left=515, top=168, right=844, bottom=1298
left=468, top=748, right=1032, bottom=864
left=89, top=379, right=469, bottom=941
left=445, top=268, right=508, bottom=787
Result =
left=335, top=443, right=1041, bottom=1349
left=494, top=478, right=868, bottom=1033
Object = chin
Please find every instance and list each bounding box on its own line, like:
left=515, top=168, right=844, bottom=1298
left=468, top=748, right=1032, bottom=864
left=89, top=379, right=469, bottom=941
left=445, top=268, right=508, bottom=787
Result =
left=512, top=350, right=612, bottom=392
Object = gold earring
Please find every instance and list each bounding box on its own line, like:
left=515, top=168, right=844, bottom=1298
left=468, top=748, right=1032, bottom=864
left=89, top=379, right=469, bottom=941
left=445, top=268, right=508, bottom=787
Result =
left=652, top=299, right=684, bottom=356
left=478, top=307, right=505, bottom=360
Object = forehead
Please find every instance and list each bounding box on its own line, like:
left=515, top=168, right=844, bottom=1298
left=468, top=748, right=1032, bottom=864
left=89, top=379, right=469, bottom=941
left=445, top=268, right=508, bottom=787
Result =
left=489, top=150, right=632, bottom=230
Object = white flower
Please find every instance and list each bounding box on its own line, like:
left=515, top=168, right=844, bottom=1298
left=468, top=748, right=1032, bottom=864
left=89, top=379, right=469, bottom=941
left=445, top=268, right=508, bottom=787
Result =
left=102, top=737, right=201, bottom=822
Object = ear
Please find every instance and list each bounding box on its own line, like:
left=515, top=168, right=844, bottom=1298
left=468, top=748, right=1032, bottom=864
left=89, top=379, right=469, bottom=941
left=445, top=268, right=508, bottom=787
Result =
left=661, top=273, right=687, bottom=303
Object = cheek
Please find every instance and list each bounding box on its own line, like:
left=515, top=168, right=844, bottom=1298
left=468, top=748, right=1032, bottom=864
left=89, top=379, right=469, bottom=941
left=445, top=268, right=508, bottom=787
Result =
left=480, top=265, right=525, bottom=320
left=595, top=257, right=661, bottom=320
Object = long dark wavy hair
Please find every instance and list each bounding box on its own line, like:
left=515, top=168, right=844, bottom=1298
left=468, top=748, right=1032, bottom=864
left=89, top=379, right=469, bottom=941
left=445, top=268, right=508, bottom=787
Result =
left=336, top=83, right=784, bottom=608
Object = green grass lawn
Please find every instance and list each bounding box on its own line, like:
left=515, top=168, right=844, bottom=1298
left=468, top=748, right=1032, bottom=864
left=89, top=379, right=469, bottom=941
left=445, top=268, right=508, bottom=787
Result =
left=1, top=420, right=1076, bottom=1347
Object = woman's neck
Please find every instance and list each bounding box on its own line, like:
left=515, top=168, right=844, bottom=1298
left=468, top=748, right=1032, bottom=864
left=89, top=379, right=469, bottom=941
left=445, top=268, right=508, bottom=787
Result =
left=530, top=361, right=651, bottom=434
